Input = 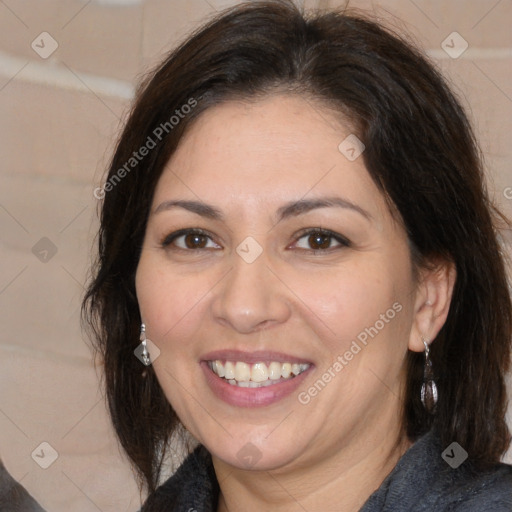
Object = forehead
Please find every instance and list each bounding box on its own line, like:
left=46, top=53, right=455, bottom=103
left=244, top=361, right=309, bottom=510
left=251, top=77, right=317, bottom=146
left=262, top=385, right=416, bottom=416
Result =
left=152, top=94, right=386, bottom=220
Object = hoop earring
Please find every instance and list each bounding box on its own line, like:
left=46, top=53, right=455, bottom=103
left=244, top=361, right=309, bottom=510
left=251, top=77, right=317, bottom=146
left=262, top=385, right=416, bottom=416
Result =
left=140, top=323, right=151, bottom=366
left=420, top=337, right=438, bottom=413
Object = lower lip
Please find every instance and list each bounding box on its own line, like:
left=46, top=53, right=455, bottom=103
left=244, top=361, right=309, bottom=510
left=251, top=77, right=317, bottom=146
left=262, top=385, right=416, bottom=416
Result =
left=200, top=362, right=313, bottom=408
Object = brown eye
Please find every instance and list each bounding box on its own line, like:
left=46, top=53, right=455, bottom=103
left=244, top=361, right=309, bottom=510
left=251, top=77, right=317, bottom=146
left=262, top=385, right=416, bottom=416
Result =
left=184, top=233, right=208, bottom=249
left=162, top=229, right=221, bottom=250
left=294, top=229, right=350, bottom=252
left=308, top=233, right=331, bottom=250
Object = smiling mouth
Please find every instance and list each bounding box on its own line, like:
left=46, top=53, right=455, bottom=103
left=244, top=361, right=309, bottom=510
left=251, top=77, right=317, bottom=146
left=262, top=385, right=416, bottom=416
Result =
left=207, top=360, right=311, bottom=388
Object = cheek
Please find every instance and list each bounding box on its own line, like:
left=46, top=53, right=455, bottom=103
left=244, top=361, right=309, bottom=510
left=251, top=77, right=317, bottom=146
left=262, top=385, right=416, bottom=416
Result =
left=296, top=269, right=412, bottom=407
left=135, top=256, right=210, bottom=416
left=290, top=259, right=409, bottom=350
left=135, top=255, right=216, bottom=350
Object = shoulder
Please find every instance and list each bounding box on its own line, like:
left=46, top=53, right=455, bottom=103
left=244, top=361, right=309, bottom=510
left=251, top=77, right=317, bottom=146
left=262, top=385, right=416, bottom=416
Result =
left=430, top=460, right=512, bottom=511
left=362, top=431, right=512, bottom=512
left=422, top=433, right=512, bottom=511
left=141, top=445, right=219, bottom=512
left=0, top=459, right=45, bottom=511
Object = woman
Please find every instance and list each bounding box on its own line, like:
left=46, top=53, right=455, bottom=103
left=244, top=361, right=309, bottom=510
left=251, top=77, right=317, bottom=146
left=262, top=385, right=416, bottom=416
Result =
left=82, top=1, right=512, bottom=510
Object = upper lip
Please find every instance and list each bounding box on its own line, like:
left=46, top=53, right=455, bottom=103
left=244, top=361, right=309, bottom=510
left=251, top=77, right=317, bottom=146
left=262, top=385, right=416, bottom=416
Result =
left=200, top=349, right=312, bottom=365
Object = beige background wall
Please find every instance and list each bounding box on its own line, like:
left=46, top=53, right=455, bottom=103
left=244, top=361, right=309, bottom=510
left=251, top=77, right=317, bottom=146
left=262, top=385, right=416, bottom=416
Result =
left=0, top=0, right=511, bottom=510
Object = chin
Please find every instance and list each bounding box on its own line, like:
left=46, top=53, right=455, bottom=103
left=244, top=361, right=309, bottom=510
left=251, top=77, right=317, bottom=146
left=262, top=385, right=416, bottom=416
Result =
left=199, top=425, right=313, bottom=472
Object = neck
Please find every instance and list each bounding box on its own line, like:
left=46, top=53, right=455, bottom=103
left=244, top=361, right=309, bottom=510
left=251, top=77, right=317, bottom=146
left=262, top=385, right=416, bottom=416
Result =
left=213, top=429, right=411, bottom=512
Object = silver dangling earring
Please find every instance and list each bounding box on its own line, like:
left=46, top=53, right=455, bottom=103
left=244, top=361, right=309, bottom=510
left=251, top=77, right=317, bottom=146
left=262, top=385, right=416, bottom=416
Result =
left=140, top=323, right=151, bottom=366
left=420, top=337, right=438, bottom=413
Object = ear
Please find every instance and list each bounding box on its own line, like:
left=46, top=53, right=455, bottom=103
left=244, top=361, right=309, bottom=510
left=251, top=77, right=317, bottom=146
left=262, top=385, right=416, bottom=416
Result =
left=408, top=259, right=456, bottom=352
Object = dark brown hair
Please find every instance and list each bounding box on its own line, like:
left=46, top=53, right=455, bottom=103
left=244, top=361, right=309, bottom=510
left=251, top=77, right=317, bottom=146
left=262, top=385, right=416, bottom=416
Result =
left=82, top=0, right=512, bottom=496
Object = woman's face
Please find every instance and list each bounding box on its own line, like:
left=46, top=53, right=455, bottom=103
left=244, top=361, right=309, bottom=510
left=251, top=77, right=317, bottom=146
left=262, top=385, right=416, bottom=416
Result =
left=136, top=94, right=420, bottom=471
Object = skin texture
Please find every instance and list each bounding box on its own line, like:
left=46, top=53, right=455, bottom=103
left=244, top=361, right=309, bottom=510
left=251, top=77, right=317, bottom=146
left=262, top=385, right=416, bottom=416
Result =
left=135, top=94, right=455, bottom=511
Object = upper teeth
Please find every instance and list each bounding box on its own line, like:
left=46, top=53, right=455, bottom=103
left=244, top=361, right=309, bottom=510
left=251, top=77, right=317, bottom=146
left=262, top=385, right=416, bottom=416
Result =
left=209, top=360, right=310, bottom=383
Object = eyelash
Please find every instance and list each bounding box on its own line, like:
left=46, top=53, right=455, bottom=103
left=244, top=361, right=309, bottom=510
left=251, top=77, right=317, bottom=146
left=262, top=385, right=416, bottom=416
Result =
left=292, top=228, right=351, bottom=252
left=161, top=228, right=351, bottom=253
left=161, top=228, right=218, bottom=250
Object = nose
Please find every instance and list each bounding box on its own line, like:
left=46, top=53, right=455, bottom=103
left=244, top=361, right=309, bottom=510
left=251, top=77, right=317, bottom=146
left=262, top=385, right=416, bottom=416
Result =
left=211, top=251, right=291, bottom=334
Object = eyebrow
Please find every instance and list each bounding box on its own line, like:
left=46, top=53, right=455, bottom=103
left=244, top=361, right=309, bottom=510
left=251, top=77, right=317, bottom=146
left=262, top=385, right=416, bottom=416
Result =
left=153, top=196, right=371, bottom=221
left=276, top=197, right=371, bottom=221
left=153, top=200, right=224, bottom=220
